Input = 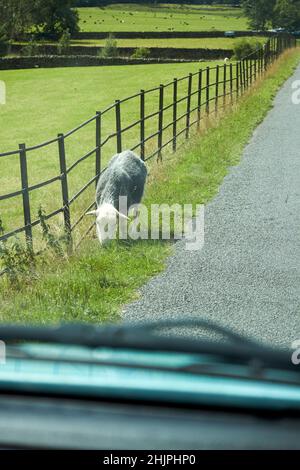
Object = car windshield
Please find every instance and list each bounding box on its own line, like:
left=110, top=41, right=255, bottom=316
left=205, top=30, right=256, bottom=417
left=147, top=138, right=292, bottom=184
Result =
left=0, top=2, right=299, bottom=394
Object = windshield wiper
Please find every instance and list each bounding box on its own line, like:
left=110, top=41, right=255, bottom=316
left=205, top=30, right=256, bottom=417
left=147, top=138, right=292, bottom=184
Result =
left=0, top=318, right=295, bottom=371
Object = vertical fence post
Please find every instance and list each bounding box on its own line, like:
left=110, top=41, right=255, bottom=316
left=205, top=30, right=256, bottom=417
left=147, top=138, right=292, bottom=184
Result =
left=186, top=73, right=192, bottom=139
left=173, top=78, right=177, bottom=152
left=19, top=143, right=32, bottom=249
left=248, top=58, right=251, bottom=86
left=236, top=62, right=239, bottom=98
left=95, top=111, right=101, bottom=186
left=264, top=42, right=268, bottom=71
left=206, top=66, right=210, bottom=116
left=229, top=63, right=233, bottom=103
left=243, top=59, right=247, bottom=91
left=270, top=37, right=273, bottom=62
left=215, top=65, right=219, bottom=114
left=223, top=63, right=227, bottom=106
left=197, top=69, right=202, bottom=129
left=240, top=61, right=244, bottom=93
left=158, top=84, right=164, bottom=162
left=58, top=133, right=72, bottom=249
left=239, top=61, right=242, bottom=93
left=115, top=100, right=122, bottom=154
left=140, top=90, right=145, bottom=161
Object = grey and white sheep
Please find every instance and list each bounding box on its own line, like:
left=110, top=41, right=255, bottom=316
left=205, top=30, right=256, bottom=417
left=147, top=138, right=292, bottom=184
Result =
left=87, top=150, right=147, bottom=244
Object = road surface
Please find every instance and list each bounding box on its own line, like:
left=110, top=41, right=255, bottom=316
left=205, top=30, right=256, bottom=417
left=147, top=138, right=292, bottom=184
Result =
left=123, top=64, right=300, bottom=349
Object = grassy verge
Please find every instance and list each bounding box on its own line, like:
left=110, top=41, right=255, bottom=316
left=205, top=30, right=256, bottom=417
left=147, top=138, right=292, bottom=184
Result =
left=1, top=48, right=299, bottom=324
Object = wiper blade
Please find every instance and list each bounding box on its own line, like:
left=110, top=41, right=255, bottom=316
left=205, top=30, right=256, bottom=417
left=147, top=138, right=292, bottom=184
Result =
left=0, top=318, right=294, bottom=371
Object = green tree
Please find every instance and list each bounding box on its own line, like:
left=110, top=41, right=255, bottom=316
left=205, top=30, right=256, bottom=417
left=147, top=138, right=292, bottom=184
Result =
left=99, top=34, right=118, bottom=58
left=58, top=29, right=71, bottom=54
left=273, top=0, right=300, bottom=29
left=32, top=0, right=79, bottom=35
left=0, top=0, right=34, bottom=40
left=0, top=25, right=8, bottom=56
left=0, top=0, right=79, bottom=39
left=233, top=38, right=262, bottom=59
left=242, top=0, right=276, bottom=30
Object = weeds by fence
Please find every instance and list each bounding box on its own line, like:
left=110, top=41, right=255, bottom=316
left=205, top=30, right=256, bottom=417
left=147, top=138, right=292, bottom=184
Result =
left=0, top=34, right=296, bottom=275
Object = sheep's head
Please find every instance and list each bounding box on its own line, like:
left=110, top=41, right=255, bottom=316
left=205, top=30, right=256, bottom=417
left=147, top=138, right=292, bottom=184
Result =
left=86, top=203, right=128, bottom=245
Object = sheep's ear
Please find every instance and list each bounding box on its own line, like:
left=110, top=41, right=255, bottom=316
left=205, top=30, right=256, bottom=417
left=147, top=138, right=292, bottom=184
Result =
left=86, top=210, right=97, bottom=216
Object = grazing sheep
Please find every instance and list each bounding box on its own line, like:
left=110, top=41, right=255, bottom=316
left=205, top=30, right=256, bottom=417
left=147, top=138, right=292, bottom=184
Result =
left=224, top=57, right=230, bottom=64
left=87, top=150, right=147, bottom=244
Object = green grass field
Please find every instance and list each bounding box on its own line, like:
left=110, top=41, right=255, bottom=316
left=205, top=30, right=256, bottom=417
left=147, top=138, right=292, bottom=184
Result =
left=14, top=37, right=266, bottom=54
left=1, top=48, right=299, bottom=324
left=70, top=36, right=265, bottom=49
left=0, top=60, right=223, bottom=243
left=78, top=3, right=248, bottom=32
left=14, top=36, right=266, bottom=52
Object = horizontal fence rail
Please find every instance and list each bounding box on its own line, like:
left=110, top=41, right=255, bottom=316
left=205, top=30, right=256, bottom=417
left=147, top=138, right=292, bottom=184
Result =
left=0, top=34, right=296, bottom=274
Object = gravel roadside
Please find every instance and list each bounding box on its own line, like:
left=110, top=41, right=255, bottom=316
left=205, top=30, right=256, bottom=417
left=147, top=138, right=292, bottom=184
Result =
left=122, top=64, right=300, bottom=349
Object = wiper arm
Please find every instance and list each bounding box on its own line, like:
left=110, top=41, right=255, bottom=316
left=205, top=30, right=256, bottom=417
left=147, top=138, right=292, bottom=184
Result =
left=0, top=318, right=294, bottom=370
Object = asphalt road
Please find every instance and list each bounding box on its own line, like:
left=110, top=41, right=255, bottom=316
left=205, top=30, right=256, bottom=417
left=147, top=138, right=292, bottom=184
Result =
left=122, top=64, right=300, bottom=349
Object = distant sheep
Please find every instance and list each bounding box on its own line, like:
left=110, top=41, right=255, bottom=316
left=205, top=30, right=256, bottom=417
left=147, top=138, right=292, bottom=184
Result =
left=224, top=57, right=230, bottom=64
left=87, top=150, right=147, bottom=244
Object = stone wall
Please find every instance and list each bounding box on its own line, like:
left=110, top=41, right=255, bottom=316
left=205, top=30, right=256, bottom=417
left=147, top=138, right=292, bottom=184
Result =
left=28, top=30, right=271, bottom=40
left=10, top=44, right=233, bottom=60
left=0, top=55, right=197, bottom=70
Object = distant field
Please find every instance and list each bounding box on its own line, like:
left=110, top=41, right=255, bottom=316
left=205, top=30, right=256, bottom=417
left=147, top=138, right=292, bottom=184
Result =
left=0, top=60, right=223, bottom=241
left=14, top=36, right=265, bottom=51
left=69, top=37, right=265, bottom=50
left=78, top=3, right=248, bottom=32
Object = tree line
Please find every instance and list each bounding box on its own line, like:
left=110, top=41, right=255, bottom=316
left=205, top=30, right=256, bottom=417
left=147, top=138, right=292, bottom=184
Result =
left=243, top=0, right=300, bottom=30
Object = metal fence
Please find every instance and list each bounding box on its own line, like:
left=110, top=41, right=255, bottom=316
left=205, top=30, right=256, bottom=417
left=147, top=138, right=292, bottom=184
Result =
left=0, top=34, right=296, bottom=268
